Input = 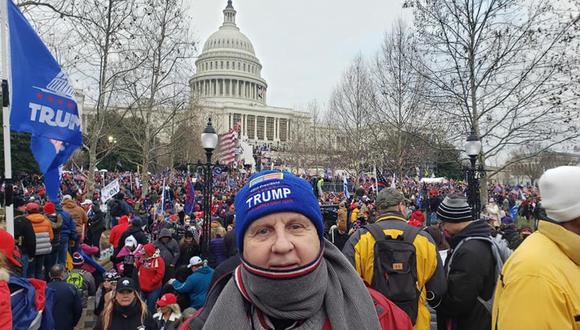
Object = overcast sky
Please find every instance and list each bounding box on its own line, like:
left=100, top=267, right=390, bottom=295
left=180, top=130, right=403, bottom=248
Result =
left=186, top=0, right=410, bottom=111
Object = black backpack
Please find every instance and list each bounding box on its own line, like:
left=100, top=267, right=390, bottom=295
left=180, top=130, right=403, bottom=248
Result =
left=364, top=223, right=421, bottom=324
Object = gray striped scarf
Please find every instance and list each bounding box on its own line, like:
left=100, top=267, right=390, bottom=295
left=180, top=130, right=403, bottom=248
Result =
left=203, top=240, right=380, bottom=330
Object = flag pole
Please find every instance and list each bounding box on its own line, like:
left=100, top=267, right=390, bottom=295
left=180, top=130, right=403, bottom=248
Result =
left=1, top=0, right=14, bottom=235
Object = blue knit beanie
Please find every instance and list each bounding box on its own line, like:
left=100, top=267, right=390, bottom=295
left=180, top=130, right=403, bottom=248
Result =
left=235, top=170, right=323, bottom=252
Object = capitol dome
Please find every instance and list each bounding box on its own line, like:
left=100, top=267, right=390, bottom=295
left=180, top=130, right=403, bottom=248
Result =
left=191, top=0, right=268, bottom=105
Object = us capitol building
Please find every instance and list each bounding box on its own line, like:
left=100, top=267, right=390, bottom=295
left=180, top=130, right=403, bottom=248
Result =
left=189, top=0, right=311, bottom=152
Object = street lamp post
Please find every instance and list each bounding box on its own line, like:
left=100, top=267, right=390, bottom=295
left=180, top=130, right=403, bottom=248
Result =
left=200, top=118, right=218, bottom=258
left=465, top=128, right=482, bottom=220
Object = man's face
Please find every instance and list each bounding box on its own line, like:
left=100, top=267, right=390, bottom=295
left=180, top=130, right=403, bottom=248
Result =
left=243, top=212, right=320, bottom=270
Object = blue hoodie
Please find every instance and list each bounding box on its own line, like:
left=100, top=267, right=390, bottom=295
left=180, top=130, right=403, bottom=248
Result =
left=172, top=266, right=214, bottom=309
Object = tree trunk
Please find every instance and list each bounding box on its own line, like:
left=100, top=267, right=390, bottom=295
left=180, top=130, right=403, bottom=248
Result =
left=141, top=128, right=151, bottom=196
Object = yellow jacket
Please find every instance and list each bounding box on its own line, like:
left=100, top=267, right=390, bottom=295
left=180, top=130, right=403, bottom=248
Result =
left=350, top=207, right=359, bottom=223
left=492, top=220, right=580, bottom=329
left=343, top=213, right=446, bottom=330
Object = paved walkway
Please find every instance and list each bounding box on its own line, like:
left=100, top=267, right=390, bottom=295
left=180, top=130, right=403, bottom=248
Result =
left=79, top=296, right=97, bottom=329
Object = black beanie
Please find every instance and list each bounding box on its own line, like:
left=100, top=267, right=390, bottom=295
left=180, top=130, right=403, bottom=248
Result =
left=436, top=194, right=473, bottom=223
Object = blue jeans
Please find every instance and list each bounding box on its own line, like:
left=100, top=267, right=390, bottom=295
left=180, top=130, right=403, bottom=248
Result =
left=141, top=287, right=162, bottom=314
left=57, top=238, right=70, bottom=265
left=21, top=253, right=30, bottom=277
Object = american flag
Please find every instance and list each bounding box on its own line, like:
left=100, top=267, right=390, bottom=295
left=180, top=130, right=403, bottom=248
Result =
left=218, top=122, right=241, bottom=165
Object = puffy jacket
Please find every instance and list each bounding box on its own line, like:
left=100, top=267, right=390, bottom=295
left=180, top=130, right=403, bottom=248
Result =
left=172, top=266, right=214, bottom=309
left=343, top=212, right=447, bottom=330
left=492, top=220, right=580, bottom=329
left=436, top=220, right=495, bottom=330
left=155, top=230, right=180, bottom=267
left=109, top=216, right=130, bottom=249
left=27, top=213, right=54, bottom=256
left=62, top=199, right=88, bottom=240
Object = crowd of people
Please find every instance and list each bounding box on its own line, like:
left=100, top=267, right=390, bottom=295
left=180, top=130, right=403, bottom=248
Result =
left=0, top=165, right=578, bottom=330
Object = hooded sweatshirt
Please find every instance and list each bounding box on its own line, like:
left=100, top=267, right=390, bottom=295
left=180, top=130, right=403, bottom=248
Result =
left=27, top=213, right=54, bottom=256
left=109, top=216, right=130, bottom=249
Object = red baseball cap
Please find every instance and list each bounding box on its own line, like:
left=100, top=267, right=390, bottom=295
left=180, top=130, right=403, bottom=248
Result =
left=156, top=293, right=177, bottom=307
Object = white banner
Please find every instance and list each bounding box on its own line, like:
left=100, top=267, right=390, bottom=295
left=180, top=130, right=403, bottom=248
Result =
left=100, top=179, right=120, bottom=204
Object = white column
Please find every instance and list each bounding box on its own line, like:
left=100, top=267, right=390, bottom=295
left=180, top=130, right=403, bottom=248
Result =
left=254, top=115, right=257, bottom=139
left=263, top=116, right=267, bottom=140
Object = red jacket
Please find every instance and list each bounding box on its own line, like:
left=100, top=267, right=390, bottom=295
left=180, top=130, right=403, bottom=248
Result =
left=0, top=269, right=11, bottom=330
left=109, top=216, right=130, bottom=249
left=136, top=256, right=165, bottom=292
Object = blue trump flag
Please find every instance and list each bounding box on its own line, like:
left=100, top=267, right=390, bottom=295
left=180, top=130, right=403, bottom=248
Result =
left=8, top=0, right=82, bottom=201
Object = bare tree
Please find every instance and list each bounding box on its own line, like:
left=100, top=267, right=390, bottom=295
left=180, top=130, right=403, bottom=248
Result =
left=369, top=20, right=445, bottom=179
left=404, top=0, right=580, bottom=203
left=328, top=55, right=375, bottom=177
left=119, top=0, right=196, bottom=195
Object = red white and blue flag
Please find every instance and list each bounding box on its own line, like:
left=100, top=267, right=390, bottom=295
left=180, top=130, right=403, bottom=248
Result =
left=218, top=122, right=241, bottom=165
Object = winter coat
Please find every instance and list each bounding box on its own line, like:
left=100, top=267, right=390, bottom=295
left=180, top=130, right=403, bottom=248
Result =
left=48, top=280, right=82, bottom=330
left=172, top=265, right=214, bottom=309
left=492, top=220, right=580, bottom=329
left=208, top=237, right=227, bottom=268
left=115, top=244, right=144, bottom=278
left=94, top=300, right=156, bottom=330
left=436, top=220, right=495, bottom=330
left=0, top=268, right=11, bottom=330
left=343, top=212, right=447, bottom=330
left=136, top=254, right=165, bottom=292
left=155, top=229, right=180, bottom=267
left=27, top=213, right=54, bottom=256
left=118, top=225, right=149, bottom=251
left=177, top=241, right=201, bottom=267
left=46, top=213, right=63, bottom=249
left=152, top=311, right=181, bottom=330
left=87, top=205, right=105, bottom=235
left=67, top=268, right=96, bottom=308
left=109, top=216, right=130, bottom=249
left=14, top=215, right=36, bottom=257
left=59, top=210, right=78, bottom=241
left=62, top=199, right=88, bottom=240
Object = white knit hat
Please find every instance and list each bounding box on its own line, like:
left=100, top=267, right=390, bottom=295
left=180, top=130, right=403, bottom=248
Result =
left=538, top=166, right=580, bottom=223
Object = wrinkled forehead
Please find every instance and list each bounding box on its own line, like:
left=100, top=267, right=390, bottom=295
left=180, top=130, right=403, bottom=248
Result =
left=247, top=212, right=311, bottom=229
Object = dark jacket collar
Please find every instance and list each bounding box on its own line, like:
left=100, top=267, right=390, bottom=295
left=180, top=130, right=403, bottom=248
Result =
left=449, top=220, right=491, bottom=248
